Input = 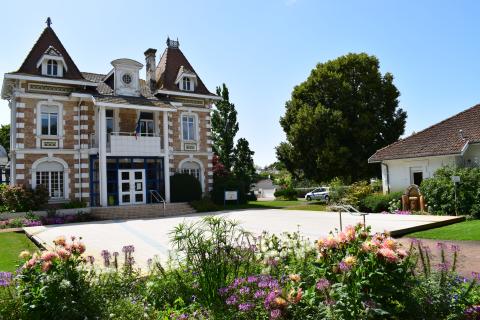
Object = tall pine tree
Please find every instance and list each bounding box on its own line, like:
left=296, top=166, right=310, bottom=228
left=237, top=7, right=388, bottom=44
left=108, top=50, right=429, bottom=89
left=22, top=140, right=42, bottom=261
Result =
left=233, top=138, right=255, bottom=191
left=211, top=84, right=239, bottom=172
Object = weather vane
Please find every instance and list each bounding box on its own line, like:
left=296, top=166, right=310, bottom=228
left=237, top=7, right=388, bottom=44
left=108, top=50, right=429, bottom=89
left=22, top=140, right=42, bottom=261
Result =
left=46, top=17, right=52, bottom=28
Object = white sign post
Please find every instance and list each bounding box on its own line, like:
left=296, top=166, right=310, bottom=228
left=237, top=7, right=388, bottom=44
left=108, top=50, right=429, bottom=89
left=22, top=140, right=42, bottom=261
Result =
left=224, top=190, right=239, bottom=206
left=451, top=176, right=461, bottom=216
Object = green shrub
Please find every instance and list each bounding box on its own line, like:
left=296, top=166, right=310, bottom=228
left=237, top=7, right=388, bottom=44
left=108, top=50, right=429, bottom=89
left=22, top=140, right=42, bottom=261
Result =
left=420, top=166, right=480, bottom=217
left=361, top=191, right=402, bottom=212
left=16, top=238, right=100, bottom=320
left=274, top=186, right=297, bottom=200
left=0, top=185, right=49, bottom=212
left=328, top=177, right=349, bottom=203
left=210, top=176, right=247, bottom=204
left=170, top=173, right=202, bottom=203
left=62, top=200, right=87, bottom=209
left=190, top=198, right=221, bottom=212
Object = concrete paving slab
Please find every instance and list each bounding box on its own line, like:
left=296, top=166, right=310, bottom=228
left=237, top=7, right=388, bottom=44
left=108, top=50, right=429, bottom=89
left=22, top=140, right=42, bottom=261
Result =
left=24, top=209, right=462, bottom=270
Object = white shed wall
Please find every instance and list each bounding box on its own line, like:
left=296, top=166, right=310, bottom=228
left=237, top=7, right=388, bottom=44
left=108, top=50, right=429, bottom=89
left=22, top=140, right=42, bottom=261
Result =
left=382, top=155, right=457, bottom=193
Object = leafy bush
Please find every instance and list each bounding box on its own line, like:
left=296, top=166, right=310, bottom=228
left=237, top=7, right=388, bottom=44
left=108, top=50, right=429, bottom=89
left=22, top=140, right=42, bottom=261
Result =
left=211, top=176, right=247, bottom=204
left=420, top=166, right=480, bottom=217
left=62, top=200, right=87, bottom=209
left=16, top=237, right=100, bottom=320
left=190, top=198, right=221, bottom=212
left=360, top=191, right=402, bottom=212
left=312, top=225, right=415, bottom=318
left=170, top=173, right=202, bottom=203
left=328, top=177, right=349, bottom=204
left=0, top=185, right=49, bottom=212
left=274, top=187, right=297, bottom=200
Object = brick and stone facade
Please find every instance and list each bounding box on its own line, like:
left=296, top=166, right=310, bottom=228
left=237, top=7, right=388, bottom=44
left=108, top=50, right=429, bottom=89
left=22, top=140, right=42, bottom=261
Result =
left=1, top=24, right=220, bottom=207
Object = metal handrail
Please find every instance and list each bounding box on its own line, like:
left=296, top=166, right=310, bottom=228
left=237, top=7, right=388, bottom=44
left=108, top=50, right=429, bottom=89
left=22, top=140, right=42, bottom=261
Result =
left=330, top=204, right=369, bottom=231
left=111, top=131, right=160, bottom=137
left=149, top=190, right=166, bottom=211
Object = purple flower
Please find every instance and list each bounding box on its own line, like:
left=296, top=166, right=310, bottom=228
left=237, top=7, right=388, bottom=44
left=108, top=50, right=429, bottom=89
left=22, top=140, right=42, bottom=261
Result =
left=270, top=309, right=282, bottom=319
left=437, top=242, right=447, bottom=250
left=218, top=287, right=229, bottom=295
left=316, top=278, right=331, bottom=291
left=254, top=290, right=266, bottom=299
left=436, top=262, right=451, bottom=272
left=264, top=291, right=278, bottom=309
left=247, top=275, right=258, bottom=283
left=238, top=302, right=254, bottom=312
left=226, top=294, right=238, bottom=305
left=339, top=261, right=351, bottom=272
left=101, top=249, right=111, bottom=267
left=239, top=286, right=250, bottom=295
left=0, top=272, right=12, bottom=287
left=472, top=272, right=480, bottom=280
left=122, top=245, right=135, bottom=253
left=451, top=244, right=460, bottom=253
left=86, top=255, right=95, bottom=265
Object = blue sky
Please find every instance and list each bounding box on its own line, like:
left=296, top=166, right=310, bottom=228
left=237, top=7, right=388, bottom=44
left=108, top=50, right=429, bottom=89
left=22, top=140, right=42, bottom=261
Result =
left=1, top=0, right=480, bottom=166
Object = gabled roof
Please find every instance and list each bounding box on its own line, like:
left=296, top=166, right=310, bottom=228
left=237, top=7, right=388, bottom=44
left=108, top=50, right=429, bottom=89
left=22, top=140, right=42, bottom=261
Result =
left=369, top=104, right=480, bottom=162
left=81, top=72, right=170, bottom=107
left=155, top=46, right=216, bottom=96
left=13, top=26, right=85, bottom=80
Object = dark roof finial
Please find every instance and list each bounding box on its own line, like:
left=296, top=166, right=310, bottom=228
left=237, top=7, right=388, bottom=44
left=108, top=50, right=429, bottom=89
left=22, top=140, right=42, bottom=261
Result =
left=166, top=37, right=179, bottom=49
left=46, top=17, right=52, bottom=28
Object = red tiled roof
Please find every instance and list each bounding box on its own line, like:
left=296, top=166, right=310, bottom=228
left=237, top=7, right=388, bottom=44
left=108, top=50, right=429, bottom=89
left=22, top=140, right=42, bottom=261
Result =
left=369, top=104, right=480, bottom=162
left=155, top=47, right=216, bottom=96
left=14, top=26, right=85, bottom=80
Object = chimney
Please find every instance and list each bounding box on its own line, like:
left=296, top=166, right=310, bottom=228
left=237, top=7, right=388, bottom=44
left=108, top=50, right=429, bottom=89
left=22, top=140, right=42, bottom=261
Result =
left=144, top=48, right=157, bottom=91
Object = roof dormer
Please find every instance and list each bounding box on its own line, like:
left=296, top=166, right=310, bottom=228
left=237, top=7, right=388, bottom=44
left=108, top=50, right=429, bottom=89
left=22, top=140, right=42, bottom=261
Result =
left=175, top=66, right=197, bottom=92
left=36, top=46, right=68, bottom=77
left=109, top=58, right=143, bottom=96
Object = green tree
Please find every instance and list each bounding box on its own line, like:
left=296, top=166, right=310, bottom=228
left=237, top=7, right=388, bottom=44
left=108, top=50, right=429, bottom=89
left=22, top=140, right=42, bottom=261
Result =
left=0, top=124, right=10, bottom=155
left=277, top=53, right=407, bottom=182
left=211, top=84, right=239, bottom=172
left=233, top=138, right=255, bottom=191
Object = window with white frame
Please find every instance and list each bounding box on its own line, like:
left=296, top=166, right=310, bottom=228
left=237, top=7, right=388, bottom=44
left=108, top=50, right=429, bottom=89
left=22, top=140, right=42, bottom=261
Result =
left=47, top=59, right=58, bottom=76
left=182, top=77, right=192, bottom=91
left=35, top=161, right=65, bottom=199
left=41, top=105, right=59, bottom=136
left=180, top=161, right=201, bottom=180
left=139, top=112, right=155, bottom=136
left=182, top=115, right=196, bottom=141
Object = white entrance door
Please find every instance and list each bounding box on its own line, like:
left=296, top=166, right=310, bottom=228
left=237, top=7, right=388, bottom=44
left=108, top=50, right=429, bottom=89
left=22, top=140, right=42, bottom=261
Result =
left=118, top=169, right=146, bottom=205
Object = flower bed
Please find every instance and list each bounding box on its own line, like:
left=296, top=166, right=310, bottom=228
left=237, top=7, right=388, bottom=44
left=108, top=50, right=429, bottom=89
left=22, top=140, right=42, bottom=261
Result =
left=0, top=211, right=93, bottom=232
left=0, top=217, right=479, bottom=319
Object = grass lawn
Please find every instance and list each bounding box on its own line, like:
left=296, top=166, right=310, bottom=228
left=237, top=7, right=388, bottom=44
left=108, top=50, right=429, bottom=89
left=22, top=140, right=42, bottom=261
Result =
left=0, top=232, right=38, bottom=272
left=407, top=220, right=480, bottom=241
left=225, top=200, right=327, bottom=211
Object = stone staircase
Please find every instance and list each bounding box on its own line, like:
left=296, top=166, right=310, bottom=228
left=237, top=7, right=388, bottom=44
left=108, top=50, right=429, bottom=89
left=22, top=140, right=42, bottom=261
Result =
left=90, top=202, right=196, bottom=220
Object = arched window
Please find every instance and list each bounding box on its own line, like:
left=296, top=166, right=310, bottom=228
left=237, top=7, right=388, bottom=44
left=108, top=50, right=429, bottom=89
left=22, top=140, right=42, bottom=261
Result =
left=180, top=161, right=201, bottom=180
left=182, top=77, right=191, bottom=91
left=47, top=60, right=58, bottom=76
left=35, top=160, right=65, bottom=199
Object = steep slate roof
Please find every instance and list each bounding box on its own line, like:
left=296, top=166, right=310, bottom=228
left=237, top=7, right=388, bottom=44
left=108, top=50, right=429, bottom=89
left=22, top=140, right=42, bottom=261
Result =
left=81, top=72, right=170, bottom=107
left=155, top=46, right=216, bottom=96
left=369, top=104, right=480, bottom=162
left=13, top=26, right=86, bottom=80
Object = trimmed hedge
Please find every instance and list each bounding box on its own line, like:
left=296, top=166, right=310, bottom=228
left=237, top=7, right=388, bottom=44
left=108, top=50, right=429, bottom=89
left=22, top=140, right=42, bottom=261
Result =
left=360, top=191, right=402, bottom=213
left=274, top=187, right=297, bottom=201
left=170, top=173, right=202, bottom=203
left=211, top=176, right=247, bottom=204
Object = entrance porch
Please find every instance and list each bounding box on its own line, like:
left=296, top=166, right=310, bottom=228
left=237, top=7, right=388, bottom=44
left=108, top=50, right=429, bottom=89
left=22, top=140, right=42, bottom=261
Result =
left=89, top=155, right=165, bottom=207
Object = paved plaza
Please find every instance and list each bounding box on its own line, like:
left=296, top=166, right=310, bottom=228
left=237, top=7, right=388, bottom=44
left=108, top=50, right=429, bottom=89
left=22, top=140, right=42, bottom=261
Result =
left=24, top=209, right=462, bottom=270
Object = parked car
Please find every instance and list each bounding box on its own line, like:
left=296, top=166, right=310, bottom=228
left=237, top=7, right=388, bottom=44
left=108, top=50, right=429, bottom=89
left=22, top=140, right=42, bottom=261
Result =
left=305, top=187, right=329, bottom=202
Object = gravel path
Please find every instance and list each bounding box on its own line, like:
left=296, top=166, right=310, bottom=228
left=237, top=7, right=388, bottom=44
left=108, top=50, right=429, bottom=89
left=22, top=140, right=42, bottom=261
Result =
left=398, top=238, right=480, bottom=278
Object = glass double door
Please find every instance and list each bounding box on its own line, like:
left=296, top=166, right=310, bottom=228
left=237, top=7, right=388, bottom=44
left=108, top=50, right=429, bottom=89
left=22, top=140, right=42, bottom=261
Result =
left=118, top=169, right=146, bottom=205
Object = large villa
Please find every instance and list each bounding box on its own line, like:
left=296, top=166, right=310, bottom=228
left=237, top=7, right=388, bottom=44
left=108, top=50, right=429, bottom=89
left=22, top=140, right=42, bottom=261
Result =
left=0, top=24, right=221, bottom=207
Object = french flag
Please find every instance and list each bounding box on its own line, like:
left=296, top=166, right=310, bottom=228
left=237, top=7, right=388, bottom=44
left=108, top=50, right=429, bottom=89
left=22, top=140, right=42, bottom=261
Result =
left=134, top=118, right=141, bottom=140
